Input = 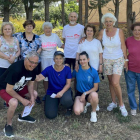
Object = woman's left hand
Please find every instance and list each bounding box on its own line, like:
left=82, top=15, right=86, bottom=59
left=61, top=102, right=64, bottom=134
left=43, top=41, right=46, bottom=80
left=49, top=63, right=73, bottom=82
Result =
left=80, top=94, right=86, bottom=103
left=8, top=56, right=16, bottom=64
left=124, top=61, right=128, bottom=71
left=98, top=65, right=103, bottom=73
left=55, top=91, right=63, bottom=98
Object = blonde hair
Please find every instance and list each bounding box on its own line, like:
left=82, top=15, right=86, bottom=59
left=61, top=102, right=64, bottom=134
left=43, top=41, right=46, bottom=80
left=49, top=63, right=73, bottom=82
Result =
left=1, top=22, right=15, bottom=36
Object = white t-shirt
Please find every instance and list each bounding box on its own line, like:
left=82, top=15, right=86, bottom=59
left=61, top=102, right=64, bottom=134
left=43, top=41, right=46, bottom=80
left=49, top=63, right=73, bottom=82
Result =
left=77, top=39, right=103, bottom=70
left=40, top=33, right=62, bottom=58
left=62, top=23, right=85, bottom=58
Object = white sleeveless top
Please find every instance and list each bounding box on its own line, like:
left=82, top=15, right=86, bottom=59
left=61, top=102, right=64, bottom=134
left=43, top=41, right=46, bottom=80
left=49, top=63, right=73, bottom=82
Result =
left=0, top=36, right=19, bottom=68
left=102, top=28, right=123, bottom=59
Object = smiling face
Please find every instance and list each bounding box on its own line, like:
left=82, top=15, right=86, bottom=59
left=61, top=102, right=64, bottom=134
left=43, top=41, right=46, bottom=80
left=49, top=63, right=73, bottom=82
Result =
left=54, top=55, right=64, bottom=66
left=25, top=24, right=34, bottom=33
left=133, top=26, right=140, bottom=39
left=86, top=27, right=94, bottom=38
left=69, top=12, right=78, bottom=25
left=79, top=55, right=89, bottom=67
left=104, top=17, right=114, bottom=29
left=3, top=24, right=13, bottom=36
left=25, top=56, right=39, bottom=71
left=44, top=26, right=52, bottom=36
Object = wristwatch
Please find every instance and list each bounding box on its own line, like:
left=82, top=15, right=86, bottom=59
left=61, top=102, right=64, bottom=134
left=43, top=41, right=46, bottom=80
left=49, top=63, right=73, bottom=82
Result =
left=83, top=92, right=87, bottom=96
left=125, top=59, right=129, bottom=61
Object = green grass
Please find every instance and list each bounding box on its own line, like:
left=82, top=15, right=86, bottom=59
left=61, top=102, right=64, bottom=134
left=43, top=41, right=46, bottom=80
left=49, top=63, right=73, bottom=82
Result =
left=128, top=125, right=140, bottom=130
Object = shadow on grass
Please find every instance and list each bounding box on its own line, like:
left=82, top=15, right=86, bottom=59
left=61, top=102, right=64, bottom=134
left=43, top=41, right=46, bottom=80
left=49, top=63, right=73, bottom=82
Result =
left=113, top=108, right=131, bottom=123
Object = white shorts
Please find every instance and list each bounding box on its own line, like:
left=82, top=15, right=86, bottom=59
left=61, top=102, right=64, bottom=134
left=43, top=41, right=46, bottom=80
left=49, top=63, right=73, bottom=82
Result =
left=41, top=57, right=54, bottom=81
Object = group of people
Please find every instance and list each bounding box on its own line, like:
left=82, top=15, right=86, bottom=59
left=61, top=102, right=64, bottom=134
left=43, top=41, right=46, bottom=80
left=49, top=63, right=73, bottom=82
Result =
left=0, top=11, right=140, bottom=138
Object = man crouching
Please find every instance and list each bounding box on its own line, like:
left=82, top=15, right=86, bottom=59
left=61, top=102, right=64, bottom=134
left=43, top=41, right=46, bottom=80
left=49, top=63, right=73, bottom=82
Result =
left=0, top=51, right=39, bottom=138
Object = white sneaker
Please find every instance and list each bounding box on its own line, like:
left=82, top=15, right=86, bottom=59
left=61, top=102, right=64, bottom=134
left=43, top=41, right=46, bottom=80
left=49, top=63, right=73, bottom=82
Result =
left=107, top=102, right=117, bottom=111
left=119, top=105, right=128, bottom=117
left=90, top=112, right=97, bottom=122
left=83, top=102, right=91, bottom=113
left=131, top=109, right=136, bottom=116
left=96, top=104, right=100, bottom=111
left=86, top=102, right=91, bottom=107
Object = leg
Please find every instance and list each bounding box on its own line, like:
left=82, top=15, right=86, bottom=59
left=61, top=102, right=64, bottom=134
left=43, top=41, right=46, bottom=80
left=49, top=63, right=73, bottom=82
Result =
left=44, top=95, right=59, bottom=119
left=87, top=92, right=98, bottom=112
left=73, top=96, right=85, bottom=115
left=107, top=75, right=116, bottom=103
left=7, top=98, right=18, bottom=125
left=125, top=70, right=137, bottom=109
left=60, top=88, right=74, bottom=108
left=136, top=72, right=140, bottom=109
left=65, top=58, right=72, bottom=69
left=43, top=81, right=48, bottom=93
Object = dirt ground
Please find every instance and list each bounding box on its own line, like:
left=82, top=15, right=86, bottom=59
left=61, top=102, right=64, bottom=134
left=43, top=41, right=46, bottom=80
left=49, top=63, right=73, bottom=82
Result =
left=0, top=73, right=140, bottom=140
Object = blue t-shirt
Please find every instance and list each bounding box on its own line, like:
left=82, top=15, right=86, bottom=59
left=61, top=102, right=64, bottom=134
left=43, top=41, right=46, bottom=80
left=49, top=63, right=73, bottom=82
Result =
left=72, top=65, right=100, bottom=93
left=41, top=65, right=72, bottom=95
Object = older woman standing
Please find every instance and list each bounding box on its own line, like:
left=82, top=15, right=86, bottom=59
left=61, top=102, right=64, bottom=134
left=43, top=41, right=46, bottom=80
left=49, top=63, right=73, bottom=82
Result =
left=40, top=22, right=62, bottom=95
left=125, top=23, right=140, bottom=116
left=98, top=13, right=128, bottom=116
left=0, top=22, right=20, bottom=76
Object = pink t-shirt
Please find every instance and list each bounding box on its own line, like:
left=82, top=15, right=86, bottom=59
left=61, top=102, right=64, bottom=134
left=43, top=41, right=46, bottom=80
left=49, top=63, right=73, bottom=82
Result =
left=125, top=36, right=140, bottom=73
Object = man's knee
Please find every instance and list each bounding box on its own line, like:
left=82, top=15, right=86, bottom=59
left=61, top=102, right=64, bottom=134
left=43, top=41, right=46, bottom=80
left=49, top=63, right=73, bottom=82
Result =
left=33, top=90, right=38, bottom=99
left=8, top=98, right=18, bottom=108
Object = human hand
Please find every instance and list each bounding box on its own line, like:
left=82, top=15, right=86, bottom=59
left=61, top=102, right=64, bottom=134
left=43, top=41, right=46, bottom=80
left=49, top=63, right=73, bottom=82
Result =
left=30, top=96, right=35, bottom=107
left=75, top=63, right=79, bottom=72
left=8, top=56, right=15, bottom=64
left=22, top=98, right=31, bottom=106
left=79, top=37, right=85, bottom=44
left=124, top=61, right=128, bottom=72
left=98, top=65, right=103, bottom=73
left=55, top=91, right=63, bottom=98
left=80, top=94, right=86, bottom=103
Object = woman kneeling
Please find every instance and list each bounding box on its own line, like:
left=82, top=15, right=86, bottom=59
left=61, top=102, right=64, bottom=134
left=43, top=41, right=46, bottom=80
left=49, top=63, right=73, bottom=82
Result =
left=36, top=51, right=73, bottom=119
left=73, top=51, right=100, bottom=122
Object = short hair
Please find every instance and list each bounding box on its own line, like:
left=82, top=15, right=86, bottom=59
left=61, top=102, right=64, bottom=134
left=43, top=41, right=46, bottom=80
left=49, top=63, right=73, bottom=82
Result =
left=26, top=51, right=39, bottom=58
left=1, top=22, right=15, bottom=36
left=23, top=20, right=36, bottom=29
left=42, top=22, right=53, bottom=30
left=84, top=24, right=96, bottom=37
left=131, top=23, right=140, bottom=31
left=101, top=13, right=117, bottom=26
left=68, top=12, right=78, bottom=18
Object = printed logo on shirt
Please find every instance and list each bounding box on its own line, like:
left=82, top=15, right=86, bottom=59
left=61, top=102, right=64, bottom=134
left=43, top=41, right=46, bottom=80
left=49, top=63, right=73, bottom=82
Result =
left=74, top=34, right=80, bottom=39
left=88, top=76, right=91, bottom=82
left=42, top=42, right=57, bottom=49
left=13, top=76, right=32, bottom=92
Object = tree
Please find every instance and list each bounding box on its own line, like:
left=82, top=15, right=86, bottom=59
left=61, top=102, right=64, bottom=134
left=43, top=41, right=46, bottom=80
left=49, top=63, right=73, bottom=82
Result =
left=79, top=0, right=82, bottom=24
left=98, top=0, right=103, bottom=30
left=44, top=0, right=49, bottom=21
left=61, top=0, right=65, bottom=26
left=85, top=0, right=88, bottom=24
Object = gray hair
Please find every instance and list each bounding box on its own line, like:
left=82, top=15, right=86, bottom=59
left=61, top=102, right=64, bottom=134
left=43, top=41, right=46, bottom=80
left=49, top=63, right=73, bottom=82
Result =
left=68, top=12, right=78, bottom=18
left=26, top=51, right=39, bottom=58
left=101, top=13, right=117, bottom=26
left=42, top=22, right=53, bottom=30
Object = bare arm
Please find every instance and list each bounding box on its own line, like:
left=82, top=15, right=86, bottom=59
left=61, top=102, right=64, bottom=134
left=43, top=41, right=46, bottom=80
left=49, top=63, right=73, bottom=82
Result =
left=61, top=38, right=65, bottom=49
left=98, top=53, right=103, bottom=73
left=35, top=74, right=45, bottom=81
left=37, top=47, right=42, bottom=55
left=75, top=53, right=80, bottom=71
left=6, top=84, right=31, bottom=106
left=55, top=79, right=71, bottom=98
left=97, top=29, right=104, bottom=41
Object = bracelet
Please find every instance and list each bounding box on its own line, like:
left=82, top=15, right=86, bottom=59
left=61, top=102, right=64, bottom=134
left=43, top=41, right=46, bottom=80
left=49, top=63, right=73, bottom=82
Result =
left=125, top=59, right=129, bottom=61
left=83, top=92, right=87, bottom=96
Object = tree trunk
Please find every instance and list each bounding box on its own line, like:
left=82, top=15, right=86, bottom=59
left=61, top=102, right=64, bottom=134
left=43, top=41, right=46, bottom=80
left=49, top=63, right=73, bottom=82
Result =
left=79, top=0, right=82, bottom=24
left=85, top=0, right=88, bottom=25
left=114, top=0, right=119, bottom=27
left=3, top=0, right=10, bottom=22
left=61, top=0, right=65, bottom=26
left=98, top=0, right=103, bottom=30
left=127, top=0, right=132, bottom=36
left=44, top=0, right=49, bottom=21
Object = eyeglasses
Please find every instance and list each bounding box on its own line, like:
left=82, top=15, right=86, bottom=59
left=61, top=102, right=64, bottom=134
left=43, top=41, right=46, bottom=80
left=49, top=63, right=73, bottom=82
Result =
left=27, top=58, right=38, bottom=65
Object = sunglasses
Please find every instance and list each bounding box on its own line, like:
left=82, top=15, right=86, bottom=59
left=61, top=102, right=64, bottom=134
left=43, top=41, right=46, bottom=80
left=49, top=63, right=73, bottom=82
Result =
left=27, top=58, right=38, bottom=65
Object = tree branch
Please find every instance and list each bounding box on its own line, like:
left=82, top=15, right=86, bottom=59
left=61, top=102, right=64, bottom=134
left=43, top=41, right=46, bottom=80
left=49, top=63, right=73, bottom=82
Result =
left=133, top=0, right=140, bottom=4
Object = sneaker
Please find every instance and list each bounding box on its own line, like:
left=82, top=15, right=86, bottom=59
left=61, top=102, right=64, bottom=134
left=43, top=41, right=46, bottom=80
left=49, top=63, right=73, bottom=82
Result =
left=96, top=104, right=100, bottom=111
left=35, top=96, right=42, bottom=104
left=65, top=109, right=72, bottom=116
left=119, top=105, right=128, bottom=117
left=107, top=102, right=117, bottom=111
left=3, top=124, right=14, bottom=138
left=3, top=102, right=8, bottom=108
left=90, top=112, right=97, bottom=122
left=131, top=109, right=136, bottom=116
left=18, top=114, right=36, bottom=123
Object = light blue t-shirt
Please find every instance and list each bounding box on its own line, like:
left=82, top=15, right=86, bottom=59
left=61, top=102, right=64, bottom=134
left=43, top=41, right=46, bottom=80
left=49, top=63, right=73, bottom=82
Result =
left=72, top=65, right=100, bottom=93
left=41, top=65, right=72, bottom=95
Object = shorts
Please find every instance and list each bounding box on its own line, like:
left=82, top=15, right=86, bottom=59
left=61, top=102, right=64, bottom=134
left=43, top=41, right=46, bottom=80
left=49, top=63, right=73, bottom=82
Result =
left=0, top=85, right=28, bottom=105
left=0, top=67, right=7, bottom=77
left=41, top=57, right=55, bottom=81
left=75, top=91, right=89, bottom=102
left=103, top=57, right=125, bottom=75
left=65, top=58, right=76, bottom=70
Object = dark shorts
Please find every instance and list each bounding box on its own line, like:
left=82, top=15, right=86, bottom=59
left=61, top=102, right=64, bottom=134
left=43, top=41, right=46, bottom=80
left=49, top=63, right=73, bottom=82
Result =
left=0, top=85, right=28, bottom=105
left=65, top=58, right=76, bottom=70
left=0, top=67, right=7, bottom=77
left=75, top=91, right=89, bottom=102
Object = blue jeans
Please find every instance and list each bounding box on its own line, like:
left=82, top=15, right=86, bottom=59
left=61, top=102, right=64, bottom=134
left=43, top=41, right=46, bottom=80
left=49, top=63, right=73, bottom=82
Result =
left=124, top=70, right=140, bottom=110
